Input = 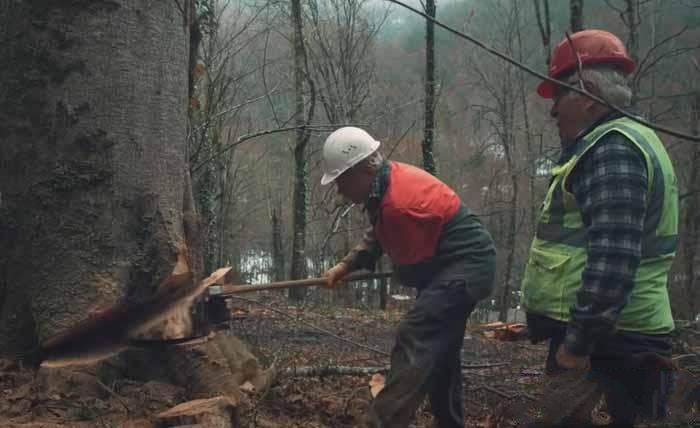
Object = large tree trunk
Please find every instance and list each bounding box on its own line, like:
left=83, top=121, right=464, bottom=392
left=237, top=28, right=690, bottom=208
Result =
left=0, top=0, right=196, bottom=354
left=0, top=0, right=259, bottom=404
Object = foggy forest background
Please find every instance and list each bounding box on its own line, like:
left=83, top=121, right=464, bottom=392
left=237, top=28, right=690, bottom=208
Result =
left=185, top=0, right=700, bottom=321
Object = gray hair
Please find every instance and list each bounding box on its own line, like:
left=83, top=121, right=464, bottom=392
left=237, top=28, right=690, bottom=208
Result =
left=579, top=65, right=632, bottom=107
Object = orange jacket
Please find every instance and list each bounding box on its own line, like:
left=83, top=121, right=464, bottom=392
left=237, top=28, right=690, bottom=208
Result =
left=374, top=161, right=460, bottom=265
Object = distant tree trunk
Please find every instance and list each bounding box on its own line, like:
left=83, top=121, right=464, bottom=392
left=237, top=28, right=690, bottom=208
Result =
left=377, top=258, right=388, bottom=310
left=623, top=0, right=640, bottom=106
left=681, top=93, right=700, bottom=317
left=271, top=203, right=286, bottom=282
left=289, top=0, right=315, bottom=299
left=422, top=0, right=437, bottom=176
left=515, top=1, right=539, bottom=237
left=570, top=0, right=585, bottom=33
left=498, top=115, right=519, bottom=322
left=533, top=0, right=552, bottom=64
left=495, top=28, right=518, bottom=322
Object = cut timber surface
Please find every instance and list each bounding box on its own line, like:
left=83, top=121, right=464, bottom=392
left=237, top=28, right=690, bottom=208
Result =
left=155, top=396, right=238, bottom=428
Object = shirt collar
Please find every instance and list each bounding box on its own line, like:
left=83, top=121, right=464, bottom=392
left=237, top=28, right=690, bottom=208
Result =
left=367, top=161, right=390, bottom=202
left=365, top=160, right=390, bottom=222
left=559, top=109, right=627, bottom=162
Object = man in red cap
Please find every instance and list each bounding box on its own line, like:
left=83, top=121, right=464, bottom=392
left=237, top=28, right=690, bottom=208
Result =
left=521, top=29, right=678, bottom=426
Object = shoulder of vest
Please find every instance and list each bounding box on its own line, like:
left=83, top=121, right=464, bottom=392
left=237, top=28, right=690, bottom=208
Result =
left=577, top=116, right=649, bottom=157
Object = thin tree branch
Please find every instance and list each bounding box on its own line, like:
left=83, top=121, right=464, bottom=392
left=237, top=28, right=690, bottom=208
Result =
left=565, top=32, right=586, bottom=92
left=633, top=25, right=688, bottom=83
left=321, top=203, right=356, bottom=252
left=192, top=124, right=364, bottom=173
left=192, top=90, right=277, bottom=133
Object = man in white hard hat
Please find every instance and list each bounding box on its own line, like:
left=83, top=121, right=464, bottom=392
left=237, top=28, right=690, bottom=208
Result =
left=320, top=127, right=496, bottom=428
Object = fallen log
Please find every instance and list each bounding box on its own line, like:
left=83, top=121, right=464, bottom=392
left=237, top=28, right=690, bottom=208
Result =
left=278, top=362, right=508, bottom=378
left=282, top=365, right=390, bottom=378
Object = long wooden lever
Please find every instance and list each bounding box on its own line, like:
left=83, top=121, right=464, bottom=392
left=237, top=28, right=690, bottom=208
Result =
left=208, top=271, right=392, bottom=297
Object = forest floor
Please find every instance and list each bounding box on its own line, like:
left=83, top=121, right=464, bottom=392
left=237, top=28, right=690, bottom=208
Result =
left=229, top=292, right=544, bottom=428
left=1, top=291, right=699, bottom=427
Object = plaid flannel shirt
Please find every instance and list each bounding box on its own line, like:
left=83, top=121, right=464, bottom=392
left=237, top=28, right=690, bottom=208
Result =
left=561, top=113, right=650, bottom=356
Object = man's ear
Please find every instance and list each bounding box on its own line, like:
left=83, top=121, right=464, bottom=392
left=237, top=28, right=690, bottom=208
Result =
left=582, top=80, right=601, bottom=109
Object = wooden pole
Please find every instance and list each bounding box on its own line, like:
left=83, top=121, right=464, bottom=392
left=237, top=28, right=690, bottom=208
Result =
left=209, top=272, right=393, bottom=296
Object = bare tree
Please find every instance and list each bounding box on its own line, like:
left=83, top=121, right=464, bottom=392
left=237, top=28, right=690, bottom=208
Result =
left=466, top=1, right=527, bottom=322
left=305, top=0, right=385, bottom=124
left=289, top=0, right=317, bottom=299
left=604, top=0, right=650, bottom=106
left=188, top=0, right=273, bottom=272
left=303, top=0, right=386, bottom=306
left=422, top=0, right=438, bottom=175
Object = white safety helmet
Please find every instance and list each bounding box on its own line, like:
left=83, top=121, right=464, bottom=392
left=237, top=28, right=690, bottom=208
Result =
left=321, top=127, right=380, bottom=185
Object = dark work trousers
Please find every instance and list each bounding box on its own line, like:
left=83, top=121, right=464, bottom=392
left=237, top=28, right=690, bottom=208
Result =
left=543, top=336, right=674, bottom=427
left=367, top=280, right=477, bottom=428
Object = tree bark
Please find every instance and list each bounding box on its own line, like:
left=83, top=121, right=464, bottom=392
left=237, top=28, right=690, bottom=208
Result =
left=422, top=0, right=438, bottom=176
left=0, top=0, right=199, bottom=356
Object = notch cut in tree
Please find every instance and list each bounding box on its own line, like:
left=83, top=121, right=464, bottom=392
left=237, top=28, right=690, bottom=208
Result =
left=38, top=267, right=231, bottom=368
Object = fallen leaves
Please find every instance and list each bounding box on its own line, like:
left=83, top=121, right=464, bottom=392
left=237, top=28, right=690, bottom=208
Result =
left=478, top=322, right=528, bottom=341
